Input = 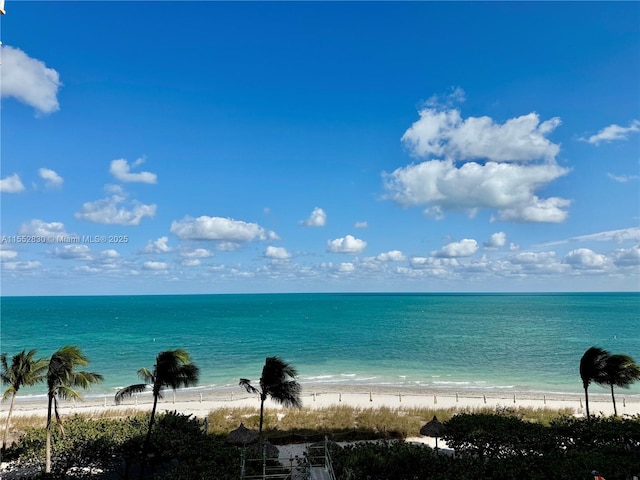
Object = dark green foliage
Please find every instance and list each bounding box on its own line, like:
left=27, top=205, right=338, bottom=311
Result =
left=330, top=414, right=640, bottom=480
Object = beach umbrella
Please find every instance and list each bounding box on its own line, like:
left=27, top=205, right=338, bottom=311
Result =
left=247, top=440, right=280, bottom=458
left=227, top=423, right=259, bottom=445
left=420, top=415, right=444, bottom=450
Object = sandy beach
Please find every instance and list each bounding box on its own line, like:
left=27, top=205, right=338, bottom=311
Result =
left=2, top=384, right=634, bottom=420
left=1, top=384, right=637, bottom=476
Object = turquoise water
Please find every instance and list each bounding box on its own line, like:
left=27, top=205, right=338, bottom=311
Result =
left=1, top=293, right=639, bottom=397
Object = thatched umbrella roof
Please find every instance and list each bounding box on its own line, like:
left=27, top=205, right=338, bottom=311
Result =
left=227, top=423, right=259, bottom=445
left=420, top=415, right=443, bottom=437
left=247, top=440, right=280, bottom=458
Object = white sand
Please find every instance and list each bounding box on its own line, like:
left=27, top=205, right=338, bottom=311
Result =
left=2, top=384, right=635, bottom=419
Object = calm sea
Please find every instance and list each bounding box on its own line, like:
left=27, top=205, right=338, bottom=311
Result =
left=1, top=293, right=639, bottom=397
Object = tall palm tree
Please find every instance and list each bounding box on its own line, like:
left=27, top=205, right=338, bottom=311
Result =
left=579, top=346, right=609, bottom=419
left=115, top=349, right=199, bottom=478
left=596, top=353, right=640, bottom=416
left=239, top=356, right=302, bottom=436
left=1, top=349, right=48, bottom=452
left=45, top=346, right=103, bottom=473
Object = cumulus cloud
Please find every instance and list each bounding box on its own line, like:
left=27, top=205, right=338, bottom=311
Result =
left=180, top=248, right=212, bottom=259
left=1, top=45, right=62, bottom=115
left=0, top=174, right=26, bottom=193
left=170, top=216, right=277, bottom=243
left=384, top=95, right=571, bottom=223
left=583, top=120, right=640, bottom=145
left=401, top=108, right=561, bottom=162
left=75, top=192, right=156, bottom=225
left=611, top=245, right=640, bottom=267
left=264, top=246, right=291, bottom=260
left=327, top=235, right=367, bottom=254
left=376, top=250, right=406, bottom=262
left=483, top=232, right=506, bottom=249
left=300, top=207, right=327, bottom=227
left=2, top=260, right=41, bottom=271
left=143, top=261, right=168, bottom=271
left=140, top=236, right=172, bottom=254
left=51, top=245, right=92, bottom=260
left=19, top=219, right=68, bottom=237
left=432, top=239, right=478, bottom=258
left=384, top=159, right=570, bottom=223
left=110, top=158, right=157, bottom=184
left=39, top=168, right=63, bottom=188
left=564, top=248, right=609, bottom=270
left=0, top=250, right=18, bottom=261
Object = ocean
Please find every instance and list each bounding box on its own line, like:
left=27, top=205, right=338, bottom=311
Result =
left=1, top=293, right=639, bottom=398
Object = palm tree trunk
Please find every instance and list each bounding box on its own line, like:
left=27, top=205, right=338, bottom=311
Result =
left=2, top=392, right=17, bottom=453
left=138, top=394, right=159, bottom=480
left=583, top=386, right=590, bottom=419
left=46, top=392, right=53, bottom=473
left=610, top=384, right=617, bottom=416
left=259, top=393, right=266, bottom=437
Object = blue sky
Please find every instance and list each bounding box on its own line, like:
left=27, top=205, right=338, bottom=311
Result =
left=1, top=1, right=639, bottom=295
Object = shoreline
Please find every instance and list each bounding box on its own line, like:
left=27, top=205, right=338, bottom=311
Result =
left=2, top=384, right=636, bottom=419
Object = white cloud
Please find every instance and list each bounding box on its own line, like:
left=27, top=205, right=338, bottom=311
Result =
left=301, top=207, right=327, bottom=227
left=182, top=259, right=201, bottom=267
left=401, top=108, right=561, bottom=162
left=432, top=239, right=478, bottom=258
left=2, top=260, right=41, bottom=271
left=0, top=250, right=18, bottom=261
left=141, top=236, right=172, bottom=253
left=483, top=232, right=506, bottom=249
left=354, top=221, right=368, bottom=228
left=385, top=98, right=571, bottom=223
left=584, top=120, right=640, bottom=145
left=180, top=248, right=212, bottom=259
left=337, top=262, right=355, bottom=273
left=611, top=245, right=640, bottom=267
left=51, top=245, right=92, bottom=260
left=0, top=45, right=62, bottom=115
left=100, top=249, right=120, bottom=259
left=75, top=193, right=156, bottom=225
left=170, top=215, right=276, bottom=243
left=496, top=196, right=571, bottom=223
left=264, top=246, right=291, bottom=260
left=564, top=248, right=609, bottom=270
left=384, top=159, right=570, bottom=223
left=19, top=219, right=68, bottom=237
left=327, top=235, right=367, bottom=254
left=38, top=168, right=63, bottom=188
left=539, top=227, right=640, bottom=247
left=608, top=173, right=639, bottom=183
left=143, top=261, right=168, bottom=271
left=0, top=174, right=26, bottom=193
left=376, top=250, right=406, bottom=262
left=110, top=158, right=157, bottom=184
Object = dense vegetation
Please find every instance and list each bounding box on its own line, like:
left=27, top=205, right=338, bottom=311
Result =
left=3, top=408, right=639, bottom=479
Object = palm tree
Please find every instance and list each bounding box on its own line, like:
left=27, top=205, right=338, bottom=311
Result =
left=115, top=349, right=199, bottom=478
left=1, top=349, right=48, bottom=452
left=45, top=346, right=103, bottom=473
left=596, top=353, right=640, bottom=416
left=239, top=356, right=302, bottom=436
left=579, top=346, right=609, bottom=419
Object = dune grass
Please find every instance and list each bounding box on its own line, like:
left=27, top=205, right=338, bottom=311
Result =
left=206, top=404, right=576, bottom=442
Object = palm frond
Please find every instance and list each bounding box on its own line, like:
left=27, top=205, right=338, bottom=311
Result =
left=115, top=383, right=149, bottom=404
left=57, top=385, right=82, bottom=401
left=137, top=367, right=154, bottom=383
left=239, top=378, right=260, bottom=395
left=580, top=346, right=610, bottom=388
